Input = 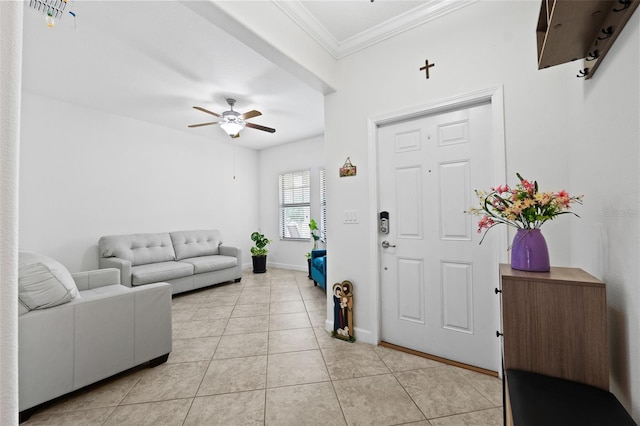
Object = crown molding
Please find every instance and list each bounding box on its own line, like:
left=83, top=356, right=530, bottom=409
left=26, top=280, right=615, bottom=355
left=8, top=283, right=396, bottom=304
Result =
left=274, top=0, right=477, bottom=60
left=274, top=1, right=340, bottom=58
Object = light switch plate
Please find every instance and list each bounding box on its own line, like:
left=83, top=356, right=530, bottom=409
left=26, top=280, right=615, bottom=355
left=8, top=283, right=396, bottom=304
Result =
left=344, top=209, right=359, bottom=224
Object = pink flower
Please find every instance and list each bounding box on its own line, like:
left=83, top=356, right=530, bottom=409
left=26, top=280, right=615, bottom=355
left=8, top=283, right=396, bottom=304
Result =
left=521, top=179, right=535, bottom=193
left=477, top=215, right=494, bottom=232
left=556, top=190, right=570, bottom=207
left=556, top=190, right=569, bottom=203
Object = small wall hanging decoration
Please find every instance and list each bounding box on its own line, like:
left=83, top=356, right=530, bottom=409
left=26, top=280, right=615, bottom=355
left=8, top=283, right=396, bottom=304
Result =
left=339, top=157, right=357, bottom=177
left=419, top=59, right=435, bottom=79
left=332, top=280, right=355, bottom=342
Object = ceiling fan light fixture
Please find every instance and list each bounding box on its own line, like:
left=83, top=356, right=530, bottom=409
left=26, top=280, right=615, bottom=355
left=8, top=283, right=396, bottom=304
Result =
left=219, top=119, right=244, bottom=137
left=189, top=97, right=275, bottom=138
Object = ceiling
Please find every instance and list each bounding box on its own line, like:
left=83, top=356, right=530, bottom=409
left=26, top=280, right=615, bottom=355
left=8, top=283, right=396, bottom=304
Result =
left=21, top=1, right=471, bottom=150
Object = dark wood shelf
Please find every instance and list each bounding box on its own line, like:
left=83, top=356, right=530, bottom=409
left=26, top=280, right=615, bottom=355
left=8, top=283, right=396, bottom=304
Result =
left=537, top=0, right=639, bottom=79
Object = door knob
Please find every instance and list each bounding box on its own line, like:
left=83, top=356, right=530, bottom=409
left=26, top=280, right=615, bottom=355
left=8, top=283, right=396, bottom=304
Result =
left=381, top=240, right=396, bottom=248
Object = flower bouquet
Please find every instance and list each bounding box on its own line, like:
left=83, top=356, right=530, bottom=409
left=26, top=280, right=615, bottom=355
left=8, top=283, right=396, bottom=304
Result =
left=467, top=173, right=583, bottom=271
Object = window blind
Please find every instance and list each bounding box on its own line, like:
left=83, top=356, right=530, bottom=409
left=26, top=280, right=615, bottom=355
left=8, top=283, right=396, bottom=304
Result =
left=279, top=170, right=311, bottom=240
left=320, top=169, right=327, bottom=242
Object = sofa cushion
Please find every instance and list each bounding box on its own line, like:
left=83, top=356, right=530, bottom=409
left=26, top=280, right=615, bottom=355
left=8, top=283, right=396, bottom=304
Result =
left=18, top=252, right=80, bottom=314
left=312, top=256, right=326, bottom=273
left=170, top=230, right=223, bottom=260
left=179, top=255, right=238, bottom=274
left=99, top=233, right=176, bottom=266
left=131, top=261, right=193, bottom=286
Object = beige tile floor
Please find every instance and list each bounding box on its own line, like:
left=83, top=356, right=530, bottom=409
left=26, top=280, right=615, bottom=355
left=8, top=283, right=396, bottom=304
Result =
left=23, top=268, right=503, bottom=425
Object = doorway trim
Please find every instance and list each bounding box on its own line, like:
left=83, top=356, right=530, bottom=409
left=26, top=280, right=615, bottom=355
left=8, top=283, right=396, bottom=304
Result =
left=366, top=85, right=508, bottom=346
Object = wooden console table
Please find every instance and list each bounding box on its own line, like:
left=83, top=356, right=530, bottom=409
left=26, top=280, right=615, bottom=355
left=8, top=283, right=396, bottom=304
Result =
left=500, top=264, right=608, bottom=390
left=497, top=264, right=638, bottom=425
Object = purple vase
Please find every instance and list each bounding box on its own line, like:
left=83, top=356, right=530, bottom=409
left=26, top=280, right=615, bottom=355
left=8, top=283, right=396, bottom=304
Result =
left=510, top=229, right=550, bottom=272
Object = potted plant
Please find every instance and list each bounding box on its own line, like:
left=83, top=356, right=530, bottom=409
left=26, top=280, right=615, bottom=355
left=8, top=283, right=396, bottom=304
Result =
left=306, top=219, right=320, bottom=279
left=250, top=231, right=271, bottom=273
left=309, top=219, right=320, bottom=250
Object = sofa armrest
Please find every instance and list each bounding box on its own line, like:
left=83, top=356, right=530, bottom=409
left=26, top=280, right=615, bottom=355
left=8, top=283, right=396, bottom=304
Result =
left=219, top=245, right=241, bottom=258
left=72, top=268, right=120, bottom=291
left=99, top=257, right=132, bottom=287
left=128, top=282, right=172, bottom=365
left=72, top=282, right=172, bottom=389
left=311, top=249, right=326, bottom=260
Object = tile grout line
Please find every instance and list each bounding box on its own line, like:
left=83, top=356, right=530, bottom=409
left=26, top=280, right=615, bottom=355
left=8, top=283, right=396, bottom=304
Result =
left=179, top=281, right=239, bottom=425
left=264, top=272, right=271, bottom=426
left=185, top=287, right=223, bottom=426
left=312, top=277, right=351, bottom=426
left=390, top=370, right=430, bottom=424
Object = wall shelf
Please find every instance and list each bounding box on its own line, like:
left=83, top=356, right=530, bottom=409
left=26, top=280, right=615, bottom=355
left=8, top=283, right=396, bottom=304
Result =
left=537, top=0, right=639, bottom=79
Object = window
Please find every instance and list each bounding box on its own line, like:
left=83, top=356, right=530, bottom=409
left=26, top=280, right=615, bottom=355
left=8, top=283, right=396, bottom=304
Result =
left=320, top=169, right=327, bottom=242
left=279, top=170, right=311, bottom=240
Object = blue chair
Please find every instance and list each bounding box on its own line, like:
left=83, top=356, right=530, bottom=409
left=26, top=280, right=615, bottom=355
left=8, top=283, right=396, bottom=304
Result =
left=310, top=249, right=326, bottom=290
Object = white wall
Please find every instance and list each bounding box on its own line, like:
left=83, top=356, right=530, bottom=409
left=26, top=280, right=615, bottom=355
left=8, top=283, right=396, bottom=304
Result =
left=19, top=93, right=259, bottom=272
left=325, top=0, right=572, bottom=343
left=566, top=10, right=639, bottom=418
left=321, top=0, right=639, bottom=419
left=257, top=135, right=325, bottom=271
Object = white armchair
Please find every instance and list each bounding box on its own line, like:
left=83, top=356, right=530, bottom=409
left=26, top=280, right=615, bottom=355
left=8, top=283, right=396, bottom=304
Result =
left=18, top=253, right=172, bottom=422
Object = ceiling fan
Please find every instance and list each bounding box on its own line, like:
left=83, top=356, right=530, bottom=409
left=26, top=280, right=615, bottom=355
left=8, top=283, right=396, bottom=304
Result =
left=188, top=98, right=276, bottom=138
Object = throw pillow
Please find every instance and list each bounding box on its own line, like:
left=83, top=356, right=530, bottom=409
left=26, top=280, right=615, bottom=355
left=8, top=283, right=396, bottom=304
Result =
left=18, top=252, right=80, bottom=313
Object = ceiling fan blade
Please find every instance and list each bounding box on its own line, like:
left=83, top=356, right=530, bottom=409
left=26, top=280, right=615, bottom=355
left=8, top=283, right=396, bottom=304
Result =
left=245, top=122, right=276, bottom=133
left=188, top=121, right=219, bottom=128
left=240, top=110, right=262, bottom=120
left=193, top=106, right=220, bottom=117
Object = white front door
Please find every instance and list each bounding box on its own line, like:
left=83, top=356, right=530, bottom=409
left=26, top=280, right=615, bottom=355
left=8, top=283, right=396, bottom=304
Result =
left=378, top=101, right=499, bottom=372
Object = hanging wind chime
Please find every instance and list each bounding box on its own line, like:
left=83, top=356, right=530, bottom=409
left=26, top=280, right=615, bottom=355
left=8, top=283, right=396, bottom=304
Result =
left=28, top=0, right=76, bottom=29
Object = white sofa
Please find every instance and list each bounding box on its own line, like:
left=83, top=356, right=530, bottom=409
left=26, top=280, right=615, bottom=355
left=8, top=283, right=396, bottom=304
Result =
left=98, top=229, right=242, bottom=295
left=18, top=253, right=172, bottom=421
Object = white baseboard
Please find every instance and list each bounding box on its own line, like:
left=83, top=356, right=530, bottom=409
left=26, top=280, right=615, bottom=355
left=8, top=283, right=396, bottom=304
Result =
left=266, top=262, right=307, bottom=272
left=242, top=262, right=307, bottom=272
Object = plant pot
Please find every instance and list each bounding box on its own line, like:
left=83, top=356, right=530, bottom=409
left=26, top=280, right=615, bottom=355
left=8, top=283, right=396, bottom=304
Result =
left=252, top=255, right=267, bottom=273
left=511, top=229, right=550, bottom=272
left=307, top=258, right=312, bottom=279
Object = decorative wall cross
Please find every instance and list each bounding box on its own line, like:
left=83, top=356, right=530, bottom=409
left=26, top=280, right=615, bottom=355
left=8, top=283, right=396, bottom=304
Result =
left=419, top=59, right=435, bottom=79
